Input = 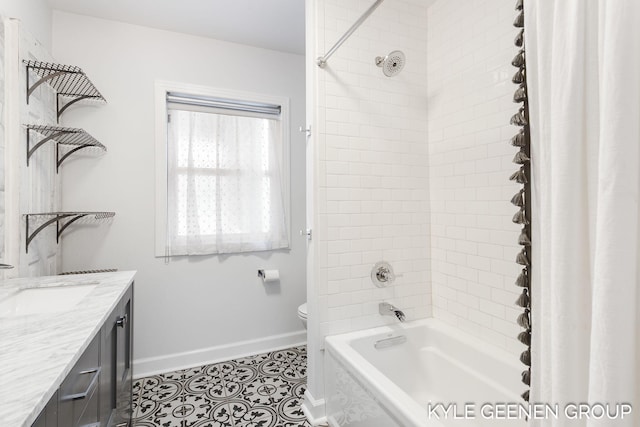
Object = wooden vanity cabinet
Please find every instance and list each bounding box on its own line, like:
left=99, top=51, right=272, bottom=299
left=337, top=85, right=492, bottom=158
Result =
left=31, top=391, right=58, bottom=427
left=31, top=282, right=133, bottom=427
left=58, top=333, right=100, bottom=427
left=101, top=284, right=134, bottom=427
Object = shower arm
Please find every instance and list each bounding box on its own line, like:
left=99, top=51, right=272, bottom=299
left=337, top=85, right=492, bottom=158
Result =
left=316, top=0, right=384, bottom=68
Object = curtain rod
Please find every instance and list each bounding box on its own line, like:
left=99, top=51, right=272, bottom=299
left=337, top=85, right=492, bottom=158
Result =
left=316, top=0, right=385, bottom=68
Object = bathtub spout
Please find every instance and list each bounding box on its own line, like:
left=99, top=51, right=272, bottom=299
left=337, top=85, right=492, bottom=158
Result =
left=379, top=302, right=406, bottom=322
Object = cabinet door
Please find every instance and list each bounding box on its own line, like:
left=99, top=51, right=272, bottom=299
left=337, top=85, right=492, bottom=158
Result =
left=103, top=283, right=133, bottom=427
left=58, top=334, right=100, bottom=427
left=115, top=293, right=133, bottom=426
left=31, top=390, right=58, bottom=427
left=100, top=301, right=119, bottom=427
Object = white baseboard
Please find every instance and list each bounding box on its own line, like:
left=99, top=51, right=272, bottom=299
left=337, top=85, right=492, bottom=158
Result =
left=302, top=389, right=328, bottom=426
left=133, top=330, right=306, bottom=379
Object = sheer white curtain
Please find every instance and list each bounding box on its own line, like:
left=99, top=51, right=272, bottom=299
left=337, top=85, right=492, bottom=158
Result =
left=166, top=109, right=289, bottom=255
left=527, top=0, right=640, bottom=425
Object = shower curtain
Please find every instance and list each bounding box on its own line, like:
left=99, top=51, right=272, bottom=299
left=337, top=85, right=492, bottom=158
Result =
left=526, top=1, right=640, bottom=426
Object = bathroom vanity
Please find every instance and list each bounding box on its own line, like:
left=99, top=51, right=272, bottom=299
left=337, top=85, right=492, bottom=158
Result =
left=0, top=271, right=136, bottom=427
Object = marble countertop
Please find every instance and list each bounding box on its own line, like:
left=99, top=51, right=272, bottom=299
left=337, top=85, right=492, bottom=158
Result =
left=0, top=271, right=136, bottom=427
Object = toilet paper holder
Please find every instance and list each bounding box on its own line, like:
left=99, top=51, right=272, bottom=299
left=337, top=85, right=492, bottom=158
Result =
left=257, top=269, right=280, bottom=283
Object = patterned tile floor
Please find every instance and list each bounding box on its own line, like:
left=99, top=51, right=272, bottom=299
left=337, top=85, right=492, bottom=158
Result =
left=132, top=346, right=311, bottom=427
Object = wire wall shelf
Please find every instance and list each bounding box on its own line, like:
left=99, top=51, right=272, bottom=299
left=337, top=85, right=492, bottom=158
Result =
left=25, top=124, right=106, bottom=172
left=24, top=60, right=106, bottom=121
left=59, top=268, right=118, bottom=275
left=25, top=212, right=115, bottom=253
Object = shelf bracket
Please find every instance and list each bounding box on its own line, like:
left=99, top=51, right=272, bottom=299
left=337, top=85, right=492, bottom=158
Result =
left=27, top=128, right=71, bottom=166
left=25, top=125, right=106, bottom=172
left=56, top=94, right=95, bottom=121
left=25, top=212, right=115, bottom=253
left=56, top=144, right=90, bottom=172
left=56, top=213, right=90, bottom=239
left=26, top=70, right=70, bottom=102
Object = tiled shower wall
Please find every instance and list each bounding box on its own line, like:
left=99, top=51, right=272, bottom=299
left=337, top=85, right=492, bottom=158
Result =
left=315, top=0, right=430, bottom=339
left=426, top=0, right=524, bottom=356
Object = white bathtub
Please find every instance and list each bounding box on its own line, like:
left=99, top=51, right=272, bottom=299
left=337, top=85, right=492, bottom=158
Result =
left=324, top=318, right=527, bottom=427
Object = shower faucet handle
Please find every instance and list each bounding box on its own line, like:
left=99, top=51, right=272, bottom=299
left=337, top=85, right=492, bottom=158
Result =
left=376, top=266, right=392, bottom=282
left=371, top=261, right=401, bottom=287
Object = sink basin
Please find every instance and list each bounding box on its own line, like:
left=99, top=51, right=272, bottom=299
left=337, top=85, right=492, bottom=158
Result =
left=0, top=283, right=98, bottom=317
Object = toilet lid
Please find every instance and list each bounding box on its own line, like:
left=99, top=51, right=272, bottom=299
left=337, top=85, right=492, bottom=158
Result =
left=297, top=303, right=308, bottom=319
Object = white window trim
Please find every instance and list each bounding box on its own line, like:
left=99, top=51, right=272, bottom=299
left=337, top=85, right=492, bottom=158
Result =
left=154, top=80, right=291, bottom=257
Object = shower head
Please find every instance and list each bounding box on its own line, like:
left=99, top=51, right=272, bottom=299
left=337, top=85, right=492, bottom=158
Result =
left=375, top=50, right=405, bottom=77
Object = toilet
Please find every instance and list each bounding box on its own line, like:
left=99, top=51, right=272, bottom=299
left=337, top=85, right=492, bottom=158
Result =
left=297, top=303, right=308, bottom=329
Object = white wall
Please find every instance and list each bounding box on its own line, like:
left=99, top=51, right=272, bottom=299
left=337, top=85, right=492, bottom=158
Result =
left=427, top=0, right=525, bottom=357
left=0, top=0, right=51, bottom=50
left=52, top=11, right=307, bottom=376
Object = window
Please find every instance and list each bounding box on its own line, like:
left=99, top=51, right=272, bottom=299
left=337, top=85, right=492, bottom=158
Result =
left=155, top=82, right=290, bottom=256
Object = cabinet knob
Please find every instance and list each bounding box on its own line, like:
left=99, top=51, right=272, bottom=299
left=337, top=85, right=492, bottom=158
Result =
left=116, top=315, right=127, bottom=328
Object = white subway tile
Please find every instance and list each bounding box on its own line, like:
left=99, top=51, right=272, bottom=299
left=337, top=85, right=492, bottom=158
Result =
left=315, top=0, right=518, bottom=358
